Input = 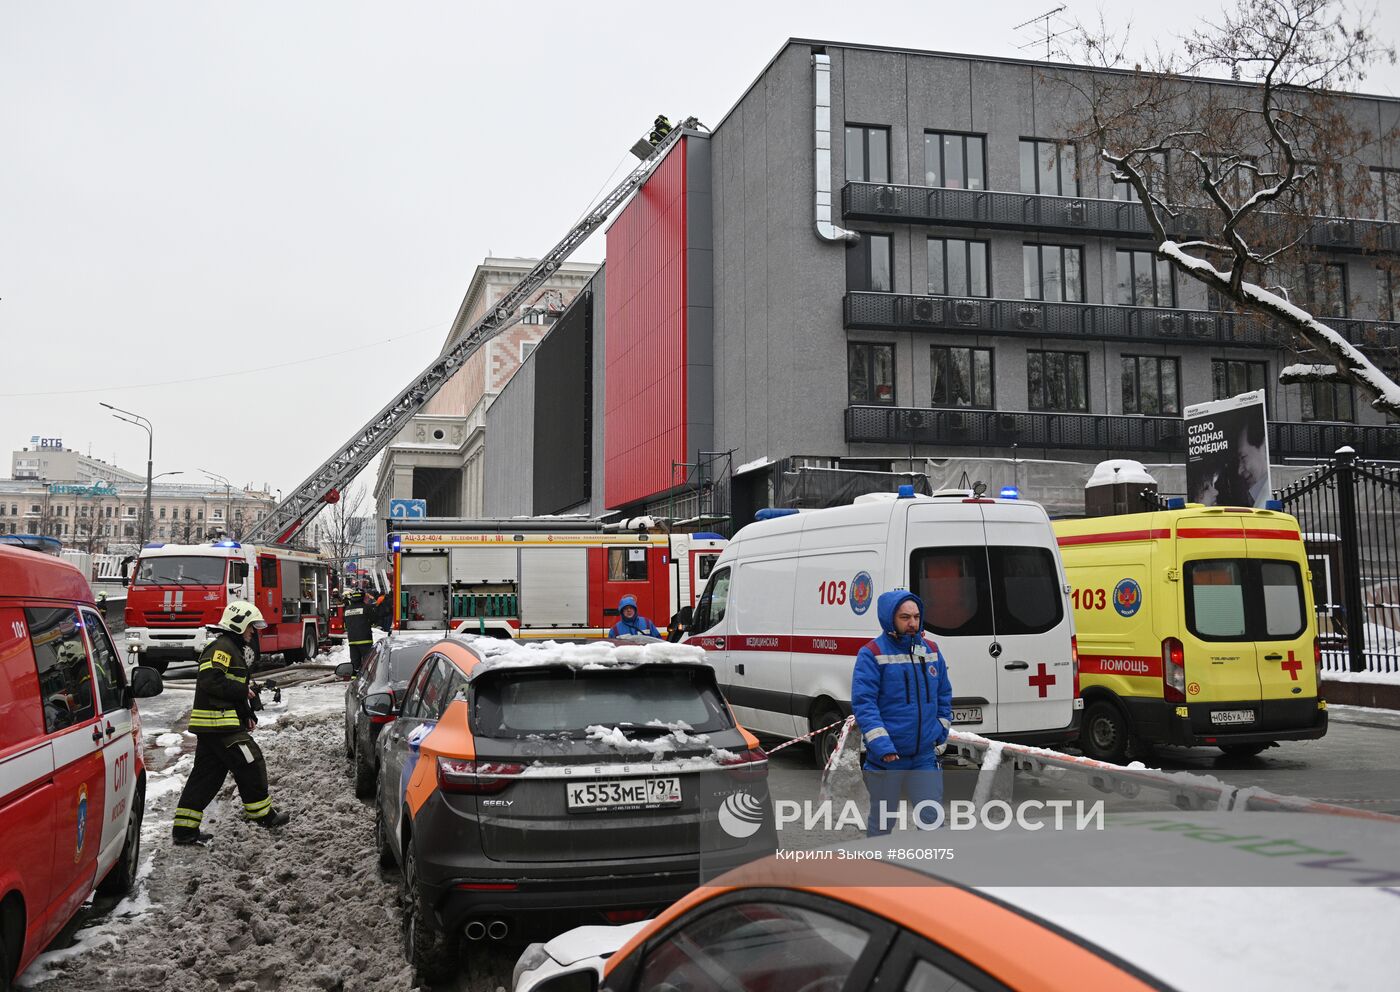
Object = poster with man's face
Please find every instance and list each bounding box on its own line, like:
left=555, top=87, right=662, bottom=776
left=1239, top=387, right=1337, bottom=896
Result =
left=1183, top=390, right=1271, bottom=509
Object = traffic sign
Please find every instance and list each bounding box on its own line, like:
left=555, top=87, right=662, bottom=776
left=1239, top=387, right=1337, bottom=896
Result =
left=389, top=498, right=428, bottom=519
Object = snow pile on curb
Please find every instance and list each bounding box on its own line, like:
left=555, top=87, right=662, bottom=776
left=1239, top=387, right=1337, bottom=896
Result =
left=21, top=715, right=416, bottom=992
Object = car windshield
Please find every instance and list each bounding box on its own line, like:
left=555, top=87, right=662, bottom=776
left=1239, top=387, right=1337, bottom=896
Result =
left=134, top=555, right=227, bottom=586
left=472, top=666, right=733, bottom=739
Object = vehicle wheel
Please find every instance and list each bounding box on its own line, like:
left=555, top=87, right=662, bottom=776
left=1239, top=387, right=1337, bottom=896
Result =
left=353, top=736, right=377, bottom=799
left=1220, top=742, right=1269, bottom=758
left=401, top=839, right=457, bottom=984
left=344, top=720, right=354, bottom=761
left=97, top=778, right=144, bottom=897
left=811, top=708, right=846, bottom=769
left=375, top=802, right=396, bottom=870
left=1080, top=701, right=1133, bottom=764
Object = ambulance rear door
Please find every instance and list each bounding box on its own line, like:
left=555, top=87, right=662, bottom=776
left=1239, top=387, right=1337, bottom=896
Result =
left=1177, top=514, right=1263, bottom=715
left=1244, top=520, right=1317, bottom=704
left=977, top=502, right=1075, bottom=734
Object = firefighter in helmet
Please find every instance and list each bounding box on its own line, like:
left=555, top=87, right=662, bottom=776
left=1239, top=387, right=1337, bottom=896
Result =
left=343, top=588, right=375, bottom=675
left=648, top=114, right=673, bottom=145
left=172, top=601, right=290, bottom=844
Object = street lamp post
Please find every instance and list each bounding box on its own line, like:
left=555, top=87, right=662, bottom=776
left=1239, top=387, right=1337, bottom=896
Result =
left=202, top=469, right=234, bottom=538
left=100, top=402, right=154, bottom=547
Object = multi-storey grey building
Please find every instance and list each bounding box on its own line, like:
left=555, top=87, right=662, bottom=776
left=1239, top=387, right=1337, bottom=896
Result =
left=483, top=39, right=1400, bottom=528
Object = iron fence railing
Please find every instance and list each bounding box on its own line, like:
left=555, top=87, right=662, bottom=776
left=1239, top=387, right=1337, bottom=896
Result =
left=1278, top=450, right=1400, bottom=674
left=842, top=182, right=1400, bottom=255
left=843, top=292, right=1400, bottom=357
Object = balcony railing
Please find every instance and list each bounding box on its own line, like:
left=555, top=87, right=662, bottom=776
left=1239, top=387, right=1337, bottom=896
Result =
left=845, top=405, right=1400, bottom=459
left=843, top=292, right=1400, bottom=354
left=841, top=182, right=1400, bottom=255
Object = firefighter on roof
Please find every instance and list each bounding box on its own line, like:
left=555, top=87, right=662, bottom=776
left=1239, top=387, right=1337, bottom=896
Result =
left=648, top=114, right=673, bottom=145
left=172, top=600, right=290, bottom=844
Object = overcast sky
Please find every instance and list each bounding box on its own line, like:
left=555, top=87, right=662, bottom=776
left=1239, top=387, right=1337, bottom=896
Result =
left=4, top=1, right=1399, bottom=504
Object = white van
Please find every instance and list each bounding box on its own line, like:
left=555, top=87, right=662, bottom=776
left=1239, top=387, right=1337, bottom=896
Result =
left=686, top=489, right=1082, bottom=765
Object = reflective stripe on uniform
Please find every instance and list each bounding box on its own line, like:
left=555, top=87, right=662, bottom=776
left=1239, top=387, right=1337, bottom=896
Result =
left=173, top=807, right=204, bottom=828
left=189, top=707, right=242, bottom=728
left=244, top=797, right=272, bottom=819
left=198, top=662, right=247, bottom=685
left=348, top=640, right=372, bottom=646
left=863, top=727, right=890, bottom=743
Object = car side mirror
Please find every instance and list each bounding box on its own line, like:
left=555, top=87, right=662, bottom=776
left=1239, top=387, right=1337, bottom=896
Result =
left=335, top=662, right=354, bottom=679
left=121, top=574, right=130, bottom=588
left=131, top=666, right=164, bottom=699
left=678, top=605, right=694, bottom=630
left=524, top=970, right=599, bottom=992
left=364, top=693, right=395, bottom=718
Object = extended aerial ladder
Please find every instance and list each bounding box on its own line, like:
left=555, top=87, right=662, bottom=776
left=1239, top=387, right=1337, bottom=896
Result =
left=243, top=117, right=703, bottom=546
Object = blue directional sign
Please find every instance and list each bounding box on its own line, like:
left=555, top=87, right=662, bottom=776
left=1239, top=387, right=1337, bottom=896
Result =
left=389, top=498, right=428, bottom=519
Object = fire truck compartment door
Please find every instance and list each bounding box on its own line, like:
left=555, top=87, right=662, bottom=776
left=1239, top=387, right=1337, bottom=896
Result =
left=451, top=547, right=519, bottom=584
left=521, top=548, right=587, bottom=626
left=402, top=553, right=449, bottom=586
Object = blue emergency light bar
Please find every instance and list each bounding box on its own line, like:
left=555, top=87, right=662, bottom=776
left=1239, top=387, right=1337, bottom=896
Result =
left=1264, top=499, right=1284, bottom=511
left=897, top=485, right=916, bottom=499
left=214, top=540, right=241, bottom=548
left=999, top=486, right=1019, bottom=499
left=755, top=507, right=799, bottom=521
left=1166, top=497, right=1187, bottom=510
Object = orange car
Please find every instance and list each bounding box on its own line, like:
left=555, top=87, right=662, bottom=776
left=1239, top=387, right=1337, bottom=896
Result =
left=513, top=809, right=1400, bottom=992
left=373, top=635, right=777, bottom=985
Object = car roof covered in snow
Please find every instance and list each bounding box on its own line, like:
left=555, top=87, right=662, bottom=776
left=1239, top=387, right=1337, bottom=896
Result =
left=438, top=635, right=708, bottom=680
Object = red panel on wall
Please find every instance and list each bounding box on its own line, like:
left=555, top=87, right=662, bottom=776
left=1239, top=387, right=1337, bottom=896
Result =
left=604, top=138, right=687, bottom=509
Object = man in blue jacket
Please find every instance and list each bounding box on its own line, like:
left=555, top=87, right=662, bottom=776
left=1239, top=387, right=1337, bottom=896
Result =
left=609, top=594, right=662, bottom=638
left=851, top=589, right=953, bottom=836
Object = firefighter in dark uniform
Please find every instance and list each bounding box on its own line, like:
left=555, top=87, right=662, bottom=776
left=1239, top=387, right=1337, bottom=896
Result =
left=172, top=601, right=290, bottom=844
left=344, top=589, right=375, bottom=675
left=648, top=114, right=673, bottom=145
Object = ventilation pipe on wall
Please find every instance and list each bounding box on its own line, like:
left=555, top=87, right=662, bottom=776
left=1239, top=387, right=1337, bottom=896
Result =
left=812, top=53, right=860, bottom=244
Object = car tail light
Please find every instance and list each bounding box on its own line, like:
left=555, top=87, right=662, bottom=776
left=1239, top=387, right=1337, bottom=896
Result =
left=603, top=909, right=651, bottom=924
left=717, top=747, right=768, bottom=778
left=1071, top=635, right=1081, bottom=698
left=1162, top=637, right=1186, bottom=703
left=437, top=758, right=526, bottom=795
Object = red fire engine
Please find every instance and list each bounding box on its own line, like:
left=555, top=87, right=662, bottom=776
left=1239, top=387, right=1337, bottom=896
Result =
left=122, top=540, right=332, bottom=672
left=388, top=519, right=724, bottom=638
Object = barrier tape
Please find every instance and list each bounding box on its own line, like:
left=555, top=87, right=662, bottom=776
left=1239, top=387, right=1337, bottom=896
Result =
left=763, top=715, right=850, bottom=757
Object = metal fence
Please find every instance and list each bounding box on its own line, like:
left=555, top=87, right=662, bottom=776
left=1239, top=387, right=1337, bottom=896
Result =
left=1277, top=449, right=1400, bottom=674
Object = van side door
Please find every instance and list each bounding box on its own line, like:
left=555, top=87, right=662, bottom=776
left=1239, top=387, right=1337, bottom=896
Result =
left=685, top=567, right=736, bottom=715
left=82, top=607, right=135, bottom=875
left=24, top=606, right=107, bottom=946
left=729, top=557, right=799, bottom=737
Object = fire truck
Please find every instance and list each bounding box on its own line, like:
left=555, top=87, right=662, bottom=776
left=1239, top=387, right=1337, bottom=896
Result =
left=122, top=540, right=333, bottom=672
left=388, top=519, right=724, bottom=638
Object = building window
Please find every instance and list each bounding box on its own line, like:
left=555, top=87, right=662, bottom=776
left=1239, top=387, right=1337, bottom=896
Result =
left=1212, top=359, right=1269, bottom=401
left=844, top=125, right=890, bottom=184
left=1301, top=381, right=1355, bottom=422
left=847, top=233, right=893, bottom=292
left=1023, top=244, right=1083, bottom=302
left=1377, top=266, right=1397, bottom=322
left=212, top=508, right=224, bottom=521
left=927, top=238, right=989, bottom=297
left=1019, top=139, right=1078, bottom=196
left=1302, top=262, right=1349, bottom=318
left=923, top=131, right=985, bottom=190
left=1116, top=250, right=1175, bottom=307
left=1028, top=350, right=1090, bottom=412
left=931, top=346, right=994, bottom=408
left=1121, top=356, right=1181, bottom=415
left=124, top=506, right=136, bottom=517
left=848, top=343, right=896, bottom=405
left=520, top=341, right=537, bottom=362
left=1112, top=151, right=1168, bottom=202
left=159, top=506, right=166, bottom=519
left=1367, top=168, right=1400, bottom=221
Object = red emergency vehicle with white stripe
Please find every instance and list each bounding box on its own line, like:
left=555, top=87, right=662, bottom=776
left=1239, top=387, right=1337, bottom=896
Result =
left=387, top=518, right=724, bottom=638
left=122, top=540, right=333, bottom=672
left=685, top=488, right=1082, bottom=766
left=1, top=545, right=163, bottom=987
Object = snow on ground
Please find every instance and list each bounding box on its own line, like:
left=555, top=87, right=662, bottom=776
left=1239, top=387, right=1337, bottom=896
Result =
left=18, top=697, right=430, bottom=992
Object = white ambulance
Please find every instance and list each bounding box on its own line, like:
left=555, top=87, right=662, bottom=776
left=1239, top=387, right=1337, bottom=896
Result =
left=685, top=488, right=1081, bottom=765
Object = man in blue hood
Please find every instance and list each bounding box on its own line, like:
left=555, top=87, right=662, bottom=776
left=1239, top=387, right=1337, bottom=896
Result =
left=609, top=594, right=662, bottom=638
left=851, top=589, right=953, bottom=836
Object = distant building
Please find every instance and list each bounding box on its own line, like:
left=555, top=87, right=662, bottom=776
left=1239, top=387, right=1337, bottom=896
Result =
left=373, top=256, right=598, bottom=550
left=11, top=446, right=145, bottom=485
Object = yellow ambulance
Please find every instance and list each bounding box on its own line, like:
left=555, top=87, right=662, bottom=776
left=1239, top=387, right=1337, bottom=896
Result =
left=1053, top=504, right=1327, bottom=763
